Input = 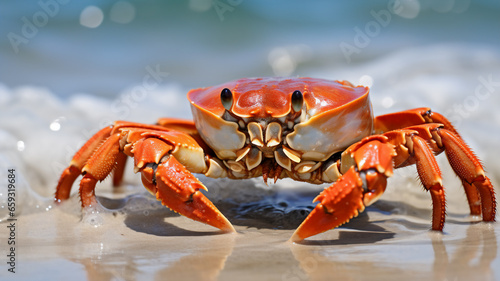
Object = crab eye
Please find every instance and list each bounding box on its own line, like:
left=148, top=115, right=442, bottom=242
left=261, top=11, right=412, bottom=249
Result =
left=220, top=88, right=233, bottom=111
left=291, top=90, right=303, bottom=112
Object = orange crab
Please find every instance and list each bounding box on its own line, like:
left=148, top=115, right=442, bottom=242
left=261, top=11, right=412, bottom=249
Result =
left=55, top=77, right=496, bottom=242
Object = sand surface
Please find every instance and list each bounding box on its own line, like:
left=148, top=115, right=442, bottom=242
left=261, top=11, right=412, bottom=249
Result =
left=3, top=182, right=500, bottom=281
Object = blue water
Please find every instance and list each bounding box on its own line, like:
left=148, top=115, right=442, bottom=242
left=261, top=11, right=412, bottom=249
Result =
left=1, top=0, right=499, bottom=98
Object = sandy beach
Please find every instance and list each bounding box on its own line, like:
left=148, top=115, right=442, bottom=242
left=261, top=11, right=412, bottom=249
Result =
left=5, top=175, right=500, bottom=281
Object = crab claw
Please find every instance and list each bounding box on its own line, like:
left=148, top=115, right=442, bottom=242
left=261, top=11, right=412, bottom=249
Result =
left=155, top=156, right=235, bottom=233
left=290, top=167, right=365, bottom=242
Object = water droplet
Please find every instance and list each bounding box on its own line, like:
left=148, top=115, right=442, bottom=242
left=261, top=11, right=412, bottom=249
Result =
left=268, top=47, right=296, bottom=76
left=80, top=6, right=104, bottom=28
left=359, top=75, right=374, bottom=88
left=16, top=141, right=25, bottom=151
left=50, top=121, right=61, bottom=131
left=110, top=1, right=136, bottom=24
left=382, top=97, right=394, bottom=108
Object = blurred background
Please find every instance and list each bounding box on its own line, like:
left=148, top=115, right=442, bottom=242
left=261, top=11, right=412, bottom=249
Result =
left=1, top=0, right=499, bottom=97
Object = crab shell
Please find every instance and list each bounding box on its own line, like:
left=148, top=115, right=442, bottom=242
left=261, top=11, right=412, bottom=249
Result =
left=188, top=77, right=373, bottom=168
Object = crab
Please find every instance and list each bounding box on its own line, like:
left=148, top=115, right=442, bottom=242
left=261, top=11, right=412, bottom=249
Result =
left=55, top=77, right=496, bottom=242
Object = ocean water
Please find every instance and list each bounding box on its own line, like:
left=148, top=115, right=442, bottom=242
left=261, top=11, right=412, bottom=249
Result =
left=1, top=0, right=499, bottom=97
left=1, top=1, right=500, bottom=280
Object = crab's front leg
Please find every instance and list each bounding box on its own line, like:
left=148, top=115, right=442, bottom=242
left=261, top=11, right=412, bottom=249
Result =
left=290, top=136, right=395, bottom=242
left=291, top=133, right=446, bottom=242
left=55, top=122, right=235, bottom=233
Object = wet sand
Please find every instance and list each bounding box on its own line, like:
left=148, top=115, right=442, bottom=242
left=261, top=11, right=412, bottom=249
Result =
left=3, top=171, right=499, bottom=281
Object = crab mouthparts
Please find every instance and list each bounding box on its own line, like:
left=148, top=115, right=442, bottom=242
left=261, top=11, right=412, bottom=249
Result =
left=226, top=119, right=302, bottom=173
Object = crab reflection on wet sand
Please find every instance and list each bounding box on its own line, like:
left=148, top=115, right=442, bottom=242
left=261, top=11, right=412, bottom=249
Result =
left=289, top=223, right=497, bottom=281
left=55, top=77, right=496, bottom=241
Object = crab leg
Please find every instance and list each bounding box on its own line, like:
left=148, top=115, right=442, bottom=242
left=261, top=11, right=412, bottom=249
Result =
left=112, top=152, right=128, bottom=187
left=55, top=122, right=235, bottom=233
left=129, top=132, right=233, bottom=232
left=437, top=129, right=496, bottom=221
left=55, top=126, right=113, bottom=202
left=292, top=120, right=496, bottom=242
left=156, top=117, right=198, bottom=135
left=79, top=133, right=122, bottom=206
left=290, top=167, right=366, bottom=242
left=374, top=107, right=459, bottom=136
left=390, top=124, right=495, bottom=221
left=136, top=133, right=235, bottom=232
left=291, top=136, right=395, bottom=242
left=291, top=128, right=456, bottom=242
left=412, top=135, right=446, bottom=230
left=155, top=156, right=234, bottom=232
left=375, top=108, right=495, bottom=218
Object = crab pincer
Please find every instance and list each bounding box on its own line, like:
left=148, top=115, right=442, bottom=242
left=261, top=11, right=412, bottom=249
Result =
left=291, top=167, right=366, bottom=242
left=154, top=155, right=235, bottom=233
left=55, top=122, right=235, bottom=233
left=290, top=136, right=394, bottom=242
